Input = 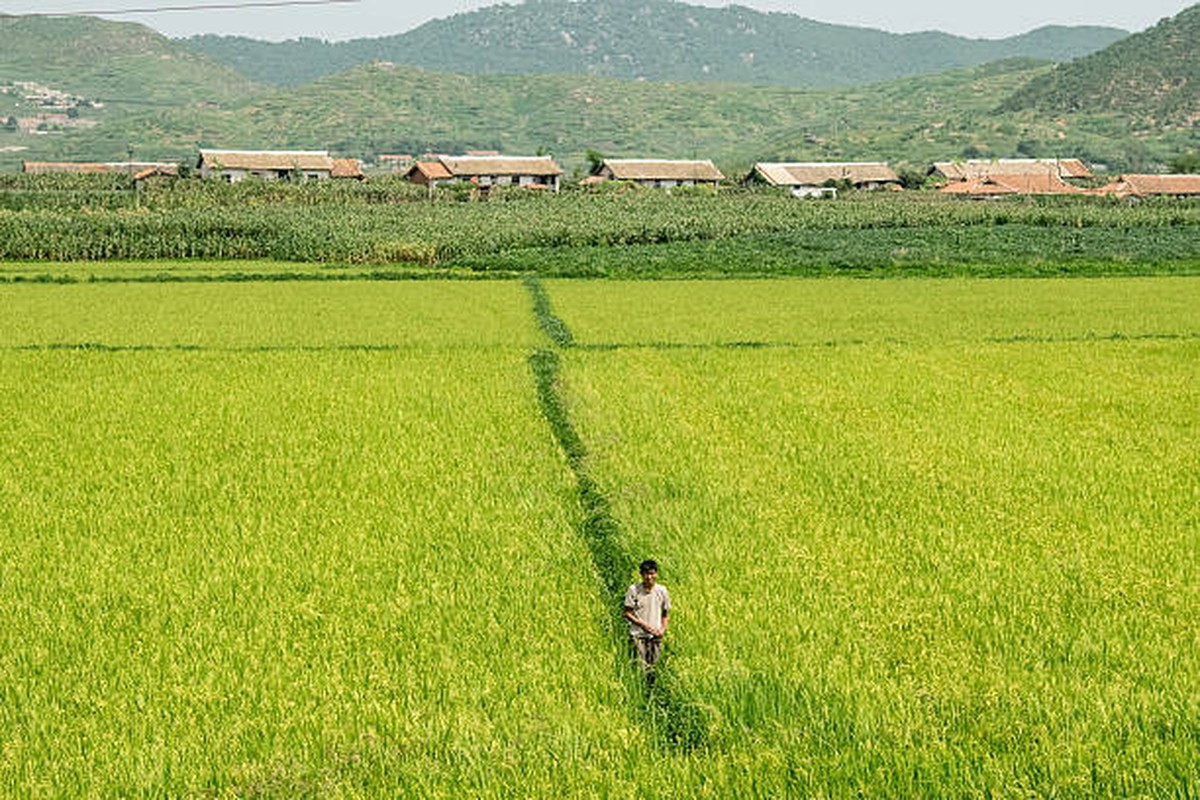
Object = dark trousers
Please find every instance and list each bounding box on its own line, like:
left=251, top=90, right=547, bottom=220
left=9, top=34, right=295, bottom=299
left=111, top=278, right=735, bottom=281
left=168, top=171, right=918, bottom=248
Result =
left=631, top=635, right=662, bottom=669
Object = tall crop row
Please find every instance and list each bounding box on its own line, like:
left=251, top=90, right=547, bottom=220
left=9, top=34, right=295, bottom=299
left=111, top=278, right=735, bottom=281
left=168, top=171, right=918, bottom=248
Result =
left=1, top=188, right=1197, bottom=265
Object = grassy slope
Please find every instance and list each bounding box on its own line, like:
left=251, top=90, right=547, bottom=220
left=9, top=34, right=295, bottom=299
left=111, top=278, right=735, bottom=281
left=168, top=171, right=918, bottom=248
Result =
left=8, top=59, right=1056, bottom=172
left=1002, top=4, right=1200, bottom=124
left=0, top=16, right=261, bottom=168
left=0, top=16, right=258, bottom=105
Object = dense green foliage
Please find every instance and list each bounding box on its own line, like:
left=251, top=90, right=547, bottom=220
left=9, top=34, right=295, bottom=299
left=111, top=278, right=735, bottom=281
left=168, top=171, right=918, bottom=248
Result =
left=1002, top=4, right=1200, bottom=125
left=184, top=0, right=1125, bottom=89
left=0, top=180, right=1197, bottom=277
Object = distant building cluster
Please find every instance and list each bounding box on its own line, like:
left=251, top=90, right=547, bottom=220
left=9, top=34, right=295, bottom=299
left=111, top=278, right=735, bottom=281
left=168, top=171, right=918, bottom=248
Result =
left=2, top=80, right=98, bottom=135
left=18, top=150, right=1200, bottom=198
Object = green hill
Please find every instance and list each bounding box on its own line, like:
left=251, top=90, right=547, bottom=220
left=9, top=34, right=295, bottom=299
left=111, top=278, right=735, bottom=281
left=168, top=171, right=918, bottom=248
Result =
left=1001, top=4, right=1199, bottom=125
left=11, top=58, right=1061, bottom=173
left=0, top=15, right=258, bottom=106
left=185, top=0, right=1126, bottom=89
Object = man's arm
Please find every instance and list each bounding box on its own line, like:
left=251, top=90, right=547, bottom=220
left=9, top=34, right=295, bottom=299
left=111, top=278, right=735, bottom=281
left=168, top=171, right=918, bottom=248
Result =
left=624, top=607, right=666, bottom=638
left=624, top=607, right=652, bottom=635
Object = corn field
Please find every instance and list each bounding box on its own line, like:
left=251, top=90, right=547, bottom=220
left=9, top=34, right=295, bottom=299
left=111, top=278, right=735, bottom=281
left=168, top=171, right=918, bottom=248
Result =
left=1, top=178, right=1198, bottom=271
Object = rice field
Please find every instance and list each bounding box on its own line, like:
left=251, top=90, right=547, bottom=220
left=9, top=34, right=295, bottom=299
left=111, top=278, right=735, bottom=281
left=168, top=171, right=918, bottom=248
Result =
left=1, top=275, right=1197, bottom=796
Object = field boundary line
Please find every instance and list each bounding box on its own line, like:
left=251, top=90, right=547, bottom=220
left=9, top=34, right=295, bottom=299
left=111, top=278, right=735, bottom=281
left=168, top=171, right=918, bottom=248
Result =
left=6, top=343, right=525, bottom=354
left=0, top=270, right=527, bottom=285
left=524, top=279, right=708, bottom=752
left=8, top=331, right=1195, bottom=356
left=523, top=276, right=574, bottom=347
left=571, top=331, right=1200, bottom=351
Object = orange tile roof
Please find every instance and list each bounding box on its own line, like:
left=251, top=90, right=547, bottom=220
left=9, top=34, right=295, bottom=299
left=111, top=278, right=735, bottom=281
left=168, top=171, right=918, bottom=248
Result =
left=1095, top=174, right=1200, bottom=197
left=24, top=161, right=115, bottom=174
left=330, top=158, right=364, bottom=179
left=408, top=161, right=453, bottom=181
left=940, top=173, right=1084, bottom=196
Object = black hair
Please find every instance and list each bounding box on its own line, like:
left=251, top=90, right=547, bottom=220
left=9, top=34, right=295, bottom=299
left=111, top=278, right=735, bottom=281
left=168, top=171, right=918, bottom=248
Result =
left=639, top=559, right=659, bottom=574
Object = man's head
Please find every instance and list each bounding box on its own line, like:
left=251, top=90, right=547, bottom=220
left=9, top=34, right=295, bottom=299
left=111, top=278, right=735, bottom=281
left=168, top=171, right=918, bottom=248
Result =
left=639, top=559, right=659, bottom=587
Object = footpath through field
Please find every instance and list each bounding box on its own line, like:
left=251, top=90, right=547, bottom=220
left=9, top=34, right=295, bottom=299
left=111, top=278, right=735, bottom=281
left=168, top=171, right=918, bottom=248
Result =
left=535, top=276, right=1200, bottom=796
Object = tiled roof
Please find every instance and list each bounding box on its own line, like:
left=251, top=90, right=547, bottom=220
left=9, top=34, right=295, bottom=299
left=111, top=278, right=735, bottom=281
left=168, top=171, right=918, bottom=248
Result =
left=23, top=162, right=112, bottom=174
left=755, top=161, right=899, bottom=186
left=408, top=161, right=453, bottom=181
left=198, top=149, right=334, bottom=172
left=23, top=161, right=177, bottom=174
left=934, top=158, right=1092, bottom=180
left=602, top=159, right=724, bottom=182
left=940, top=173, right=1084, bottom=196
left=132, top=166, right=179, bottom=180
left=1095, top=174, right=1200, bottom=197
left=330, top=158, right=364, bottom=179
left=439, top=155, right=564, bottom=177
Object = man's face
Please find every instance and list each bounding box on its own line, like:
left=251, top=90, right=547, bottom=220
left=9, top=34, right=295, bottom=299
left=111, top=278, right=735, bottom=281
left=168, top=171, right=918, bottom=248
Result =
left=641, top=569, right=657, bottom=588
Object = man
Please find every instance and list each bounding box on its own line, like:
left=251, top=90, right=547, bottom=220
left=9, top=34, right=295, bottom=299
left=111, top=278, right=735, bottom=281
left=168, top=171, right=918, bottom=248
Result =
left=623, top=559, right=671, bottom=678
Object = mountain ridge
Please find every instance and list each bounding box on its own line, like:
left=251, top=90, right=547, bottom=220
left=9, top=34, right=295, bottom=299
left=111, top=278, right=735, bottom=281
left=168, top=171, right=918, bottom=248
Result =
left=184, top=0, right=1127, bottom=89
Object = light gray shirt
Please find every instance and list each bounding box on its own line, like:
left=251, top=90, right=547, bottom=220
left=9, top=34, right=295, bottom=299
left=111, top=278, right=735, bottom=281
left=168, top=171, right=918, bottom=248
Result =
left=624, top=583, right=671, bottom=639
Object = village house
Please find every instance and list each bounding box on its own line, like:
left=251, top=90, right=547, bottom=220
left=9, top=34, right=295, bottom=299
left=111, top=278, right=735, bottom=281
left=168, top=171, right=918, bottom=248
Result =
left=932, top=157, right=1094, bottom=198
left=406, top=159, right=454, bottom=187
left=939, top=172, right=1085, bottom=198
left=197, top=149, right=337, bottom=182
left=404, top=154, right=563, bottom=191
left=751, top=161, right=901, bottom=197
left=932, top=158, right=1093, bottom=182
left=592, top=159, right=724, bottom=189
left=1091, top=174, right=1200, bottom=198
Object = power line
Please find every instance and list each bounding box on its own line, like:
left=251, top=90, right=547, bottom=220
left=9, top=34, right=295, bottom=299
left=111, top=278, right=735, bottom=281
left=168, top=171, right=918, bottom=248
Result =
left=11, top=0, right=360, bottom=17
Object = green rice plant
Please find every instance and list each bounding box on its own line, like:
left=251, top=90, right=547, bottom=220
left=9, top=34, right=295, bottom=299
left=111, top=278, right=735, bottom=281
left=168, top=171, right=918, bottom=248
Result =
left=548, top=276, right=1200, bottom=346
left=0, top=282, right=659, bottom=796
left=551, top=277, right=1200, bottom=796
left=0, top=281, right=539, bottom=349
left=2, top=276, right=1197, bottom=796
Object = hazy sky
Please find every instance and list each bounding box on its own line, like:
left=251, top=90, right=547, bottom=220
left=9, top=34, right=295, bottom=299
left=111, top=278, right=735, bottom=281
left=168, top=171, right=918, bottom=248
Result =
left=4, top=0, right=1195, bottom=41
